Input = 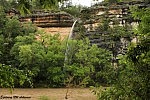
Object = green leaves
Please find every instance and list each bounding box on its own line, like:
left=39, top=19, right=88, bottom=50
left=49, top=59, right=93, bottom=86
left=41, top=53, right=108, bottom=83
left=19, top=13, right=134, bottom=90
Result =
left=0, top=64, right=33, bottom=88
left=11, top=32, right=65, bottom=87
left=131, top=7, right=150, bottom=35
left=19, top=45, right=33, bottom=66
left=17, top=0, right=31, bottom=15
left=8, top=0, right=67, bottom=15
left=64, top=38, right=112, bottom=87
left=39, top=0, right=59, bottom=9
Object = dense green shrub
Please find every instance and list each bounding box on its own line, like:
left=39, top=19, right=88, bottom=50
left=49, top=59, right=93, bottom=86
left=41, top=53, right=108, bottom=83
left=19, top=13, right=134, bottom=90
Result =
left=0, top=64, right=33, bottom=88
left=64, top=39, right=112, bottom=87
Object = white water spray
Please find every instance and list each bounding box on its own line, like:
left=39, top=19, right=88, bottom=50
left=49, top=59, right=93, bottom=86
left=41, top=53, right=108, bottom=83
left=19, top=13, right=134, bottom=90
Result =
left=64, top=19, right=78, bottom=66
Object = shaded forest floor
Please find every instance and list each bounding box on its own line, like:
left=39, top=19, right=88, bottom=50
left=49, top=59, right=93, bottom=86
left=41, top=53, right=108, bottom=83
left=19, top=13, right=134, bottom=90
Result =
left=0, top=88, right=96, bottom=100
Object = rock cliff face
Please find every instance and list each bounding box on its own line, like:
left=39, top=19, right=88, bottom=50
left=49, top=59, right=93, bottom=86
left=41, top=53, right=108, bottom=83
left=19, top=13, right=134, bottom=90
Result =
left=16, top=11, right=74, bottom=39
left=79, top=1, right=150, bottom=61
left=6, top=10, right=74, bottom=38
left=81, top=1, right=150, bottom=28
left=19, top=11, right=74, bottom=27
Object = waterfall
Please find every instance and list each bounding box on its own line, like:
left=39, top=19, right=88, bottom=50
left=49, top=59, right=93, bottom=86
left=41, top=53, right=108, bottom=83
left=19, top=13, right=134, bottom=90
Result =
left=64, top=19, right=78, bottom=67
left=68, top=19, right=78, bottom=39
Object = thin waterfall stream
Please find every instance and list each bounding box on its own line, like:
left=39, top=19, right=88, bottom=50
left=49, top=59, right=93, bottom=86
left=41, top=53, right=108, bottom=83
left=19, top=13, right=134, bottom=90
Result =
left=64, top=19, right=78, bottom=66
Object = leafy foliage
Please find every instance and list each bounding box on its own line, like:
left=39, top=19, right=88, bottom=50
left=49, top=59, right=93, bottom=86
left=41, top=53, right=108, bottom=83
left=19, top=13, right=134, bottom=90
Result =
left=0, top=64, right=33, bottom=88
left=0, top=0, right=63, bottom=16
left=62, top=5, right=82, bottom=17
left=64, top=39, right=112, bottom=87
left=0, top=8, right=36, bottom=87
left=95, top=7, right=150, bottom=100
left=11, top=32, right=65, bottom=87
left=0, top=16, right=36, bottom=65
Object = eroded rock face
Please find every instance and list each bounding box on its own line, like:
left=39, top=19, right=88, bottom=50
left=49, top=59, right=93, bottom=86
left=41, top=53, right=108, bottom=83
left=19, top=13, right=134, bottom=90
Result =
left=19, top=11, right=74, bottom=27
left=80, top=1, right=150, bottom=59
left=81, top=1, right=150, bottom=27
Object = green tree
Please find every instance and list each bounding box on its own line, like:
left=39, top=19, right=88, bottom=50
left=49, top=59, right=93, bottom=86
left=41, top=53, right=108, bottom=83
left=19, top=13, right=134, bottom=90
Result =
left=64, top=39, right=112, bottom=87
left=0, top=16, right=36, bottom=65
left=0, top=7, right=36, bottom=87
left=8, top=0, right=70, bottom=15
left=62, top=5, right=83, bottom=18
left=11, top=32, right=65, bottom=87
left=95, top=7, right=150, bottom=100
